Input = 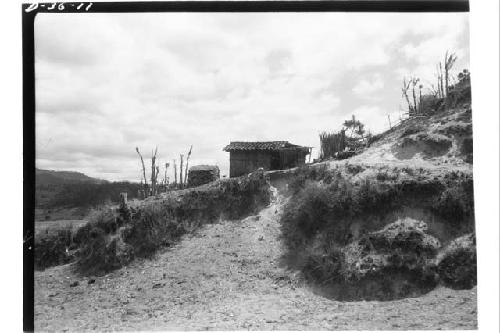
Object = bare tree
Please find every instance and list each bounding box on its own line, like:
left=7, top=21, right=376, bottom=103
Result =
left=444, top=50, right=457, bottom=99
left=418, top=84, right=423, bottom=113
left=173, top=159, right=177, bottom=187
left=402, top=78, right=413, bottom=115
left=402, top=77, right=421, bottom=116
left=438, top=62, right=445, bottom=98
left=179, top=154, right=184, bottom=188
left=136, top=147, right=148, bottom=196
left=164, top=162, right=170, bottom=187
left=411, top=77, right=420, bottom=114
left=150, top=147, right=158, bottom=196
left=184, top=145, right=193, bottom=186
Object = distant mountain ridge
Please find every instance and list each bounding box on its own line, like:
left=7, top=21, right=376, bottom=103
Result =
left=36, top=168, right=108, bottom=185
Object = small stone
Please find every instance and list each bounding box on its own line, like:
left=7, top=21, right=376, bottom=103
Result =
left=69, top=281, right=79, bottom=287
left=88, top=279, right=96, bottom=285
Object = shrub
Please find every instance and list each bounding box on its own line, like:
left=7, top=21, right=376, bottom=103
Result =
left=280, top=183, right=334, bottom=249
left=287, top=164, right=332, bottom=194
left=375, top=170, right=398, bottom=182
left=401, top=124, right=425, bottom=138
left=461, top=137, right=473, bottom=163
left=432, top=179, right=474, bottom=224
left=346, top=164, right=364, bottom=175
left=395, top=133, right=452, bottom=159
left=35, top=227, right=73, bottom=270
left=435, top=121, right=472, bottom=137
left=76, top=228, right=134, bottom=276
left=437, top=233, right=476, bottom=289
left=367, top=133, right=383, bottom=146
left=419, top=94, right=443, bottom=114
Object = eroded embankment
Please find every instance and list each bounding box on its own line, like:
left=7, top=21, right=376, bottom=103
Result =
left=34, top=185, right=477, bottom=331
left=35, top=170, right=271, bottom=274
left=274, top=163, right=476, bottom=301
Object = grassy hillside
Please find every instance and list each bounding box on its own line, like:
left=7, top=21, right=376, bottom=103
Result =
left=36, top=168, right=107, bottom=185
left=276, top=80, right=475, bottom=301
left=35, top=169, right=142, bottom=219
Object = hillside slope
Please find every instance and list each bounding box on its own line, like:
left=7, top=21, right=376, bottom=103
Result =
left=350, top=103, right=472, bottom=169
left=271, top=96, right=476, bottom=302
left=36, top=168, right=107, bottom=185
left=34, top=94, right=477, bottom=330
left=34, top=188, right=476, bottom=331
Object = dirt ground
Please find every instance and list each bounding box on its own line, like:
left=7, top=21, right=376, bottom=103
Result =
left=34, top=189, right=477, bottom=331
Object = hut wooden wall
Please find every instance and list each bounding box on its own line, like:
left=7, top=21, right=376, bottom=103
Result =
left=279, top=149, right=307, bottom=169
left=229, top=151, right=272, bottom=177
left=229, top=149, right=308, bottom=177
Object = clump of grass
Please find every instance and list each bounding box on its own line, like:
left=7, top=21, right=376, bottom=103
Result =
left=367, top=133, right=383, bottom=146
left=75, top=228, right=133, bottom=275
left=434, top=121, right=472, bottom=137
left=394, top=132, right=453, bottom=159
left=461, top=137, right=473, bottom=163
left=400, top=124, right=425, bottom=138
left=401, top=133, right=452, bottom=152
left=437, top=233, right=476, bottom=289
left=432, top=179, right=474, bottom=224
left=375, top=170, right=399, bottom=182
left=287, top=164, right=333, bottom=194
left=35, top=227, right=74, bottom=270
left=346, top=163, right=364, bottom=175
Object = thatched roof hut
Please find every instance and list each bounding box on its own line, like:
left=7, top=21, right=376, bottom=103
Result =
left=187, top=165, right=220, bottom=187
left=223, top=141, right=311, bottom=177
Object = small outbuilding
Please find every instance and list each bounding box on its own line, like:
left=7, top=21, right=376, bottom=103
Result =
left=187, top=165, right=220, bottom=187
left=223, top=141, right=311, bottom=177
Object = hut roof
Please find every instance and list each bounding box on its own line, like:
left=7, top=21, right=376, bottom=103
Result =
left=223, top=141, right=310, bottom=152
left=189, top=165, right=220, bottom=172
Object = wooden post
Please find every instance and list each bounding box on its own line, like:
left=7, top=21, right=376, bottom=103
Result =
left=444, top=51, right=457, bottom=105
left=150, top=147, right=158, bottom=196
left=184, top=145, right=192, bottom=187
left=440, top=62, right=445, bottom=98
left=136, top=147, right=148, bottom=196
left=119, top=192, right=128, bottom=208
left=411, top=78, right=419, bottom=115
left=173, top=159, right=177, bottom=187
left=402, top=78, right=413, bottom=115
left=387, top=115, right=392, bottom=129
left=179, top=154, right=184, bottom=188
left=164, top=163, right=169, bottom=186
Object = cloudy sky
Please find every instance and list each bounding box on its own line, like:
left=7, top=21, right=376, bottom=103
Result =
left=35, top=12, right=469, bottom=182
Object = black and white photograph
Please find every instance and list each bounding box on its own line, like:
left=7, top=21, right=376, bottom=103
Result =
left=16, top=1, right=499, bottom=331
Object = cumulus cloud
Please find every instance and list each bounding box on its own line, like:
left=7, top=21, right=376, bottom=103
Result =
left=35, top=12, right=469, bottom=181
left=352, top=74, right=384, bottom=96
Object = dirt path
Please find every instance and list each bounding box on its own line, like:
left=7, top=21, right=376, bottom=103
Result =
left=35, top=188, right=477, bottom=331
